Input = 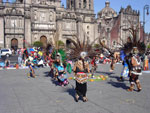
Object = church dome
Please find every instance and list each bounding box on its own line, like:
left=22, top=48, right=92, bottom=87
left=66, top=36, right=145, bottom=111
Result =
left=98, top=1, right=117, bottom=19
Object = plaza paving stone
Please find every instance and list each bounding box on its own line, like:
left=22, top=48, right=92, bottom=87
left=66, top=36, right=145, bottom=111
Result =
left=0, top=64, right=150, bottom=113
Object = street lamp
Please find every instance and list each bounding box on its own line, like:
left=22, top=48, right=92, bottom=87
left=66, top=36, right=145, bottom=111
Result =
left=143, top=5, right=149, bottom=43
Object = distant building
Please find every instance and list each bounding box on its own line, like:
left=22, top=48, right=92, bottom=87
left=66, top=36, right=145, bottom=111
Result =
left=96, top=1, right=143, bottom=49
left=145, top=33, right=150, bottom=45
left=0, top=0, right=143, bottom=50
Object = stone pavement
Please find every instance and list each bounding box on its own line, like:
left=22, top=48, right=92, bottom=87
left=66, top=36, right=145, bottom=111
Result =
left=0, top=64, right=150, bottom=113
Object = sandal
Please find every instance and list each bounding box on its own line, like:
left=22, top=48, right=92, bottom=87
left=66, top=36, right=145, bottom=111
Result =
left=83, top=97, right=88, bottom=102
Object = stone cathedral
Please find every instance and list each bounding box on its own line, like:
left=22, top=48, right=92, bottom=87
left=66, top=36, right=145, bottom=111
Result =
left=0, top=0, right=142, bottom=49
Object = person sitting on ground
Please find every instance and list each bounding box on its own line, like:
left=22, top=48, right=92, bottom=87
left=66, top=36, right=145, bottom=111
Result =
left=5, top=59, right=10, bottom=67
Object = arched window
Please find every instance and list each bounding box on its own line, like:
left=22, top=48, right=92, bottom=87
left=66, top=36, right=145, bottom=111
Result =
left=18, top=0, right=23, bottom=3
left=71, top=0, right=74, bottom=8
left=87, top=25, right=89, bottom=29
left=66, top=40, right=71, bottom=48
left=89, top=4, right=91, bottom=10
left=67, top=0, right=70, bottom=8
left=98, top=23, right=101, bottom=32
left=83, top=0, right=87, bottom=8
left=40, top=36, right=47, bottom=47
left=107, top=28, right=110, bottom=33
left=79, top=3, right=81, bottom=8
left=11, top=38, right=18, bottom=50
left=113, top=41, right=116, bottom=46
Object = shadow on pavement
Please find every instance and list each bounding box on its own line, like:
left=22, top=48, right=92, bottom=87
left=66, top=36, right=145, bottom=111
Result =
left=51, top=79, right=60, bottom=86
left=63, top=84, right=78, bottom=102
left=107, top=80, right=129, bottom=90
left=97, top=71, right=129, bottom=82
left=43, top=71, right=51, bottom=77
left=109, top=75, right=122, bottom=81
left=43, top=71, right=77, bottom=101
left=96, top=71, right=114, bottom=75
left=97, top=71, right=129, bottom=90
left=43, top=71, right=60, bottom=86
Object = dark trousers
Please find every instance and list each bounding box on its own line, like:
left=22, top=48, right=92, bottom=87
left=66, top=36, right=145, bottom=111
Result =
left=75, top=81, right=87, bottom=97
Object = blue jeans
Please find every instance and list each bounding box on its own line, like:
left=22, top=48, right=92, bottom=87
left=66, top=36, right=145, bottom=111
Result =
left=18, top=57, right=22, bottom=66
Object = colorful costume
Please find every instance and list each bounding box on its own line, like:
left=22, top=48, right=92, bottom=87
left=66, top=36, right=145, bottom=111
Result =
left=57, top=65, right=69, bottom=86
left=46, top=54, right=54, bottom=77
left=119, top=50, right=130, bottom=81
left=91, top=56, right=98, bottom=78
left=73, top=54, right=90, bottom=102
left=121, top=35, right=145, bottom=92
left=143, top=55, right=149, bottom=70
left=121, top=60, right=129, bottom=78
left=53, top=52, right=69, bottom=86
left=28, top=63, right=35, bottom=78
left=128, top=52, right=142, bottom=92
left=66, top=61, right=72, bottom=74
left=67, top=36, right=97, bottom=102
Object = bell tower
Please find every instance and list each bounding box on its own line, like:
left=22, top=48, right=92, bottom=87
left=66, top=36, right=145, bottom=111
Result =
left=16, top=0, right=31, bottom=4
left=67, top=0, right=94, bottom=12
left=66, top=0, right=75, bottom=10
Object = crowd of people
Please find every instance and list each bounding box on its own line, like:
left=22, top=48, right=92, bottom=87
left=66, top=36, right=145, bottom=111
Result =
left=1, top=36, right=150, bottom=103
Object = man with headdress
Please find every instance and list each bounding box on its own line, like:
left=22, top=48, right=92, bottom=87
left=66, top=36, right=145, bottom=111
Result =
left=120, top=32, right=145, bottom=92
left=73, top=52, right=90, bottom=102
left=67, top=35, right=98, bottom=102
left=127, top=47, right=142, bottom=92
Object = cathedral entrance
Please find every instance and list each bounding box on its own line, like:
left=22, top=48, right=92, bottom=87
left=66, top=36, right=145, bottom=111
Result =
left=40, top=36, right=47, bottom=47
left=66, top=39, right=71, bottom=48
left=11, top=38, right=18, bottom=51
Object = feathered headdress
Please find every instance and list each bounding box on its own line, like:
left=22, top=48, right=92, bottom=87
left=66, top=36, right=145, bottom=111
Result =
left=67, top=35, right=98, bottom=60
left=99, top=39, right=115, bottom=58
left=123, top=24, right=146, bottom=55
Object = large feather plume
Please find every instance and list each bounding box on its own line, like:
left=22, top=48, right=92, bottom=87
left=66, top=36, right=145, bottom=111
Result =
left=67, top=34, right=99, bottom=60
left=123, top=21, right=146, bottom=54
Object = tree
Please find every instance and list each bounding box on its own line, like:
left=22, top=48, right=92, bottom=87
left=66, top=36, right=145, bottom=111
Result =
left=33, top=41, right=43, bottom=47
left=58, top=40, right=65, bottom=47
left=93, top=44, right=100, bottom=48
left=147, top=44, right=150, bottom=49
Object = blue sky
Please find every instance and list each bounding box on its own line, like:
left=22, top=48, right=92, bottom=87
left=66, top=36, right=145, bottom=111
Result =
left=3, top=0, right=16, bottom=2
left=3, top=0, right=150, bottom=33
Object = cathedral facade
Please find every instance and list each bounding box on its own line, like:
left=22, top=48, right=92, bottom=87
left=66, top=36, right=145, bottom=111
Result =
left=0, top=0, right=143, bottom=49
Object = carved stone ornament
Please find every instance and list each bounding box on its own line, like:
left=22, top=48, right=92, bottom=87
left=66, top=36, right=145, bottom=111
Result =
left=34, top=11, right=37, bottom=21
left=40, top=0, right=47, bottom=5
left=49, top=12, right=53, bottom=21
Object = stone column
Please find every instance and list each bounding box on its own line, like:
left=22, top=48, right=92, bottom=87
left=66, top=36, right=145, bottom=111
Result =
left=0, top=17, right=4, bottom=48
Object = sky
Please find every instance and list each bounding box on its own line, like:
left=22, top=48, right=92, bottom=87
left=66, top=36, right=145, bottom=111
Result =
left=3, top=0, right=150, bottom=33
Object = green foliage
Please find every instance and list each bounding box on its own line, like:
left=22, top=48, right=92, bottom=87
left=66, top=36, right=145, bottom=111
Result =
left=94, top=44, right=100, bottom=48
left=33, top=41, right=43, bottom=47
left=147, top=44, right=150, bottom=49
left=58, top=40, right=65, bottom=46
left=52, top=49, right=66, bottom=62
